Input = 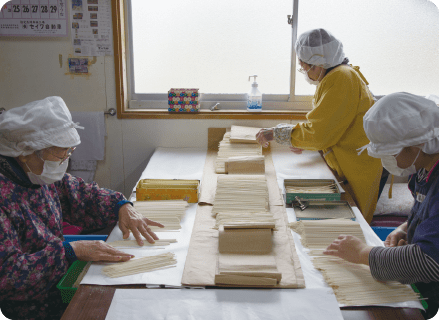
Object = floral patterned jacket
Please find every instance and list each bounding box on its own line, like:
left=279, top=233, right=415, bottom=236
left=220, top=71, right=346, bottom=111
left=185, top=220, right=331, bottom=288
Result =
left=0, top=155, right=124, bottom=302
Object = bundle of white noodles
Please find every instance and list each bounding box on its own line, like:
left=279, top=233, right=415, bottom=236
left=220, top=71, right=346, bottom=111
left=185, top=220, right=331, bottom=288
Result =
left=102, top=252, right=177, bottom=278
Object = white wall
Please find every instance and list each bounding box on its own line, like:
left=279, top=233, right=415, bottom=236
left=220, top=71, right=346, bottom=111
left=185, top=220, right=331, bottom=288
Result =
left=0, top=35, right=291, bottom=197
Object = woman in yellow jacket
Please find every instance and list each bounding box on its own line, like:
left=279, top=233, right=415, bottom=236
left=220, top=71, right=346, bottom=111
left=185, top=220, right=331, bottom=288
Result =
left=257, top=28, right=383, bottom=223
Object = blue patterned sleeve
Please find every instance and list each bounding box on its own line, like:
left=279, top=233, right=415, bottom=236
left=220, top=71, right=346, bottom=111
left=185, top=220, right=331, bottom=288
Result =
left=62, top=242, right=78, bottom=265
left=55, top=173, right=126, bottom=232
left=115, top=200, right=134, bottom=215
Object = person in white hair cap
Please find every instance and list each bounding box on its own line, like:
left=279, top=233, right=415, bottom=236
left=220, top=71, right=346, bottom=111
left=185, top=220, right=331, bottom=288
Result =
left=256, top=28, right=385, bottom=223
left=324, top=92, right=439, bottom=319
left=0, top=96, right=164, bottom=319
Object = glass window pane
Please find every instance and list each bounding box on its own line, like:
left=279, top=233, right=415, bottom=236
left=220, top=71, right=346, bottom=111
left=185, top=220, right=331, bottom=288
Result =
left=296, top=0, right=439, bottom=96
left=131, top=0, right=292, bottom=95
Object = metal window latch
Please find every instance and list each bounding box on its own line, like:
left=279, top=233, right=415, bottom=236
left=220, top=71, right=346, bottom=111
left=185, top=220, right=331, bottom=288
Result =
left=293, top=196, right=309, bottom=211
left=210, top=103, right=220, bottom=111
left=287, top=15, right=293, bottom=25
left=104, top=108, right=116, bottom=116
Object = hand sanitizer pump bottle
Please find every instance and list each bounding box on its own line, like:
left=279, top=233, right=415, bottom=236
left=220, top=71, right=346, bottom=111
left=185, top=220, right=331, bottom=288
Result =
left=247, top=75, right=262, bottom=112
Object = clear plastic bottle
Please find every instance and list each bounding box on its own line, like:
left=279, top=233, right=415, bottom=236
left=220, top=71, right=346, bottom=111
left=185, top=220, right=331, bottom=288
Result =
left=247, top=75, right=262, bottom=112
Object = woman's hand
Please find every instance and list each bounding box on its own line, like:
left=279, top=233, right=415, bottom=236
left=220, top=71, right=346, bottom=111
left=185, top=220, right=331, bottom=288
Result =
left=384, top=222, right=408, bottom=247
left=323, top=235, right=373, bottom=265
left=256, top=128, right=274, bottom=148
left=118, top=203, right=164, bottom=245
left=70, top=240, right=134, bottom=262
left=290, top=147, right=304, bottom=154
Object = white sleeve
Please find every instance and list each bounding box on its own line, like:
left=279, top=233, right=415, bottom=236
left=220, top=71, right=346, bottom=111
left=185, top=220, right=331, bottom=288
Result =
left=273, top=123, right=294, bottom=146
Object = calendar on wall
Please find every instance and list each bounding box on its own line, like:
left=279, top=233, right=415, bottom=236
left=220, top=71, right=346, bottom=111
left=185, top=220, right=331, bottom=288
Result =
left=0, top=0, right=68, bottom=37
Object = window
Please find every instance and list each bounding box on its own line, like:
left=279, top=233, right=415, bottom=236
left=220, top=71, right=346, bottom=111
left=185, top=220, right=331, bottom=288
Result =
left=113, top=0, right=439, bottom=118
left=126, top=0, right=307, bottom=113
left=295, top=0, right=439, bottom=97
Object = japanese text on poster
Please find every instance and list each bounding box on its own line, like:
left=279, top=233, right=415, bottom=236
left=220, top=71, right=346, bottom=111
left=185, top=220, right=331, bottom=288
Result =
left=71, top=0, right=112, bottom=56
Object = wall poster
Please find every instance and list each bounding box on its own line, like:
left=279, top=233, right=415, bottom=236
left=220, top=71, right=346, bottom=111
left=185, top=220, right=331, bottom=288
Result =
left=71, top=0, right=113, bottom=56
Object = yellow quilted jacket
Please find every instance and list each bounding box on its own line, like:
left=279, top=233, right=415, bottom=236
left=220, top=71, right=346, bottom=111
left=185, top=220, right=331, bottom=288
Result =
left=291, top=64, right=382, bottom=223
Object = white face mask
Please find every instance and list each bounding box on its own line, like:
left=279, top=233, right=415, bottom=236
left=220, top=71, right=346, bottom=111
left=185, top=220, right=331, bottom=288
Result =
left=303, top=66, right=323, bottom=85
left=380, top=148, right=421, bottom=177
left=26, top=159, right=69, bottom=185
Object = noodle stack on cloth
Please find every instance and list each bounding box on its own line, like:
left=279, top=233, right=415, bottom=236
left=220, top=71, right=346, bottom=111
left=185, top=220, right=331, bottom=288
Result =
left=181, top=128, right=305, bottom=288
left=212, top=175, right=274, bottom=229
left=215, top=132, right=262, bottom=174
left=133, top=200, right=188, bottom=231
left=102, top=253, right=177, bottom=278
left=290, top=219, right=420, bottom=306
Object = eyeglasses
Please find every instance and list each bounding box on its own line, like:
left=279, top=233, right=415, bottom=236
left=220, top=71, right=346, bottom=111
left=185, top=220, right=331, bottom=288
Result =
left=45, top=147, right=76, bottom=165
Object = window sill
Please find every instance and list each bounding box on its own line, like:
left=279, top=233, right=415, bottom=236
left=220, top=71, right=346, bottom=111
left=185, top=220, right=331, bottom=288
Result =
left=117, top=108, right=310, bottom=120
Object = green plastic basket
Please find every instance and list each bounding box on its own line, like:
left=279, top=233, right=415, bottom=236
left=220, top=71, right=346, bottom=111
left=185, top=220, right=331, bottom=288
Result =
left=57, top=260, right=88, bottom=303
left=411, top=283, right=429, bottom=311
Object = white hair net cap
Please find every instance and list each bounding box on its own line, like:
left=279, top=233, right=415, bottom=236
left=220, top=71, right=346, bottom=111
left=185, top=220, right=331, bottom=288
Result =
left=359, top=92, right=439, bottom=158
left=295, top=28, right=345, bottom=69
left=0, top=96, right=82, bottom=157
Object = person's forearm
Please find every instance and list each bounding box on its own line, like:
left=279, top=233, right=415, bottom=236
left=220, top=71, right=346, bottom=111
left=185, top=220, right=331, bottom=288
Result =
left=369, top=244, right=439, bottom=283
left=56, top=174, right=124, bottom=231
left=359, top=246, right=373, bottom=265
left=0, top=239, right=69, bottom=300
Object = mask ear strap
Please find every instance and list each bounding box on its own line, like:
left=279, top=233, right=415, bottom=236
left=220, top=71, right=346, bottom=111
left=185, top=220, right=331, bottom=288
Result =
left=25, top=162, right=34, bottom=174
left=416, top=143, right=425, bottom=150
left=412, top=147, right=422, bottom=166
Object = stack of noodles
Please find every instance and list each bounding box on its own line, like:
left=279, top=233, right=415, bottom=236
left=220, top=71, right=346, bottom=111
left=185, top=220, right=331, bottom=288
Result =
left=229, top=125, right=262, bottom=144
left=290, top=219, right=366, bottom=252
left=285, top=183, right=338, bottom=194
left=212, top=175, right=275, bottom=229
left=102, top=252, right=177, bottom=278
left=215, top=132, right=262, bottom=174
left=133, top=200, right=188, bottom=231
left=290, top=219, right=420, bottom=306
left=107, top=239, right=177, bottom=247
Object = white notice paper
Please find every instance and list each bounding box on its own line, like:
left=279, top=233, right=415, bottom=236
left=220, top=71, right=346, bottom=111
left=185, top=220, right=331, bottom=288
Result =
left=70, top=0, right=113, bottom=56
left=106, top=288, right=344, bottom=320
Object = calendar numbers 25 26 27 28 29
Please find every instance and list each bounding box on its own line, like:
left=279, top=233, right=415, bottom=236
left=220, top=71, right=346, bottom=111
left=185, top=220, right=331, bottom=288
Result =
left=12, top=5, right=58, bottom=14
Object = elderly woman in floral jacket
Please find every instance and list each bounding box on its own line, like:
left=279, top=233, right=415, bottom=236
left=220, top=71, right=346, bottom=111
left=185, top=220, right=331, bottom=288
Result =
left=0, top=96, right=163, bottom=319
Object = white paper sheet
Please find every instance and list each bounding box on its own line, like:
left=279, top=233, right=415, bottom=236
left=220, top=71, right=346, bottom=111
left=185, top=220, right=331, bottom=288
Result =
left=80, top=203, right=197, bottom=287
left=105, top=288, right=344, bottom=320
left=132, top=147, right=207, bottom=190
left=270, top=146, right=345, bottom=194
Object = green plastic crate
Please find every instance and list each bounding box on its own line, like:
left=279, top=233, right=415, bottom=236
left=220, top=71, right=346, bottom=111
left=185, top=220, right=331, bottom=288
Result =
left=57, top=260, right=88, bottom=303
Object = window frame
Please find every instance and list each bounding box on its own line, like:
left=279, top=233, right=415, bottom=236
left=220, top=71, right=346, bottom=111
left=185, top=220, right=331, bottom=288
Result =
left=112, top=0, right=311, bottom=119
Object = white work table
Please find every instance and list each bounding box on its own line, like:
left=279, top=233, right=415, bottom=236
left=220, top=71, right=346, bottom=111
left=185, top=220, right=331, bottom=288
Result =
left=61, top=147, right=424, bottom=320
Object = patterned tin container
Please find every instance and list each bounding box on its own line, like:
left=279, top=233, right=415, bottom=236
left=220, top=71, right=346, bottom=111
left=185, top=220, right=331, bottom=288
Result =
left=168, top=88, right=199, bottom=112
